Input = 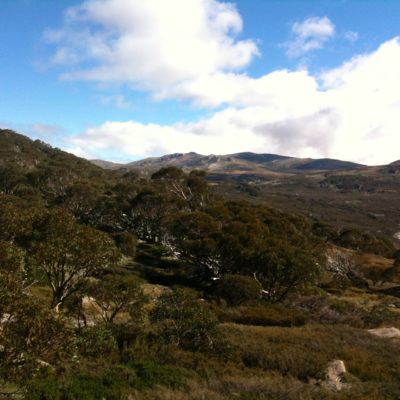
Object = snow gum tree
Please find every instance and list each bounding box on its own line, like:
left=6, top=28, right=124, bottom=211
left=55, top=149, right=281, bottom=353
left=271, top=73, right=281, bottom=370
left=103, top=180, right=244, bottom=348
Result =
left=27, top=209, right=120, bottom=311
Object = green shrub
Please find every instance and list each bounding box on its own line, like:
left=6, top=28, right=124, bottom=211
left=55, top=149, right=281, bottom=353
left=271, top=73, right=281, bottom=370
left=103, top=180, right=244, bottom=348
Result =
left=25, top=360, right=184, bottom=399
left=127, top=360, right=185, bottom=390
left=25, top=373, right=126, bottom=400
left=150, top=289, right=222, bottom=352
left=76, top=325, right=118, bottom=358
left=361, top=305, right=400, bottom=328
left=111, top=231, right=137, bottom=257
left=214, top=274, right=262, bottom=306
left=293, top=296, right=365, bottom=327
left=224, top=324, right=400, bottom=385
left=336, top=229, right=395, bottom=258
left=218, top=305, right=308, bottom=327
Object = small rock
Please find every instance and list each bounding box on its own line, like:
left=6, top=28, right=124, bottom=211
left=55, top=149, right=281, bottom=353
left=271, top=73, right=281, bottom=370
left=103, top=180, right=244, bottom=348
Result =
left=322, top=360, right=350, bottom=391
left=368, top=327, right=400, bottom=338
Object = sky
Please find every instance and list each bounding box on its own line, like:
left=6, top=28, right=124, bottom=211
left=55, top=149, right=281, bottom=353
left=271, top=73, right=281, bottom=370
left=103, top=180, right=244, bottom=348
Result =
left=1, top=0, right=400, bottom=165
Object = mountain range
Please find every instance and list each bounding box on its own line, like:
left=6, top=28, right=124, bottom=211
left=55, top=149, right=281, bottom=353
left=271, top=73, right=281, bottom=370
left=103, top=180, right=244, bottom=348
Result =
left=1, top=129, right=400, bottom=241
left=92, top=151, right=366, bottom=177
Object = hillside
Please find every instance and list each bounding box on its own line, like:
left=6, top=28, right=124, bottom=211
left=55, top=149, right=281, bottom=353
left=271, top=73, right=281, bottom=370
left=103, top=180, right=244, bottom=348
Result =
left=91, top=149, right=400, bottom=241
left=0, top=129, right=103, bottom=173
left=3, top=128, right=398, bottom=241
left=0, top=129, right=114, bottom=201
left=1, top=129, right=400, bottom=399
left=93, top=151, right=364, bottom=176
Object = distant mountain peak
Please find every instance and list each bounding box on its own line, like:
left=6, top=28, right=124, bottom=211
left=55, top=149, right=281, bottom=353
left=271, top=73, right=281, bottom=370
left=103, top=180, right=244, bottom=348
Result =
left=91, top=150, right=367, bottom=178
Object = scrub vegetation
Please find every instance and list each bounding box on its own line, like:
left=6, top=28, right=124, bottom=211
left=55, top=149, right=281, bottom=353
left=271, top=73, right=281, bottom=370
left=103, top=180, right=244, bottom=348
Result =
left=1, top=130, right=400, bottom=399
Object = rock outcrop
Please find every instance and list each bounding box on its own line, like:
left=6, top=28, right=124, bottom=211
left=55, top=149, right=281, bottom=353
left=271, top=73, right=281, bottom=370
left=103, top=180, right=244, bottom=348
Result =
left=368, top=327, right=400, bottom=338
left=321, top=360, right=350, bottom=391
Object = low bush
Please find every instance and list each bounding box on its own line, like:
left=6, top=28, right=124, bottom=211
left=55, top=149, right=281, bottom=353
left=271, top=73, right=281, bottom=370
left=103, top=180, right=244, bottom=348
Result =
left=214, top=274, right=262, bottom=306
left=25, top=367, right=134, bottom=400
left=75, top=325, right=118, bottom=358
left=360, top=304, right=400, bottom=328
left=111, top=231, right=137, bottom=258
left=218, top=304, right=308, bottom=327
left=25, top=360, right=185, bottom=399
left=150, top=289, right=223, bottom=353
left=223, top=323, right=400, bottom=385
left=127, top=359, right=185, bottom=390
left=293, top=295, right=366, bottom=327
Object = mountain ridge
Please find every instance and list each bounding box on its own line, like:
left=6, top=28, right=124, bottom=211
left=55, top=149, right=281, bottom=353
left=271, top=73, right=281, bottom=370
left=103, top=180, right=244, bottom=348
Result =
left=91, top=151, right=366, bottom=176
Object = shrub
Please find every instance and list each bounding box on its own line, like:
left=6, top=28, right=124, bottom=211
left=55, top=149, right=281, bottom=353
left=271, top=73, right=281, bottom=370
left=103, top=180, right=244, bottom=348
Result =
left=218, top=305, right=308, bottom=327
left=248, top=243, right=321, bottom=302
left=127, top=360, right=185, bottom=390
left=336, top=229, right=395, bottom=258
left=25, top=367, right=135, bottom=400
left=111, top=231, right=137, bottom=257
left=150, top=289, right=222, bottom=352
left=76, top=325, right=118, bottom=358
left=214, top=274, right=262, bottom=306
left=361, top=305, right=400, bottom=328
left=25, top=359, right=185, bottom=399
left=223, top=323, right=400, bottom=386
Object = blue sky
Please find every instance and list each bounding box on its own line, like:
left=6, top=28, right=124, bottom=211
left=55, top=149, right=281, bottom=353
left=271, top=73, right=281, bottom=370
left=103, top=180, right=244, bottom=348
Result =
left=1, top=0, right=400, bottom=164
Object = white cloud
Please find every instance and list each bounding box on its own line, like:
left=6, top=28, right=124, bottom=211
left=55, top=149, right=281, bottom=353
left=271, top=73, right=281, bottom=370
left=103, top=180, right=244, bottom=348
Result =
left=67, top=37, right=400, bottom=165
left=319, top=37, right=400, bottom=164
left=284, top=16, right=335, bottom=58
left=46, top=2, right=400, bottom=165
left=344, top=31, right=359, bottom=42
left=46, top=0, right=259, bottom=104
left=97, top=94, right=135, bottom=110
left=30, top=123, right=63, bottom=136
left=1, top=122, right=64, bottom=141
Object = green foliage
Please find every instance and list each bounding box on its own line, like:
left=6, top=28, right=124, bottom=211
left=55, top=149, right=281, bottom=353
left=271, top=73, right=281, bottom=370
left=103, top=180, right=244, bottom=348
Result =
left=151, top=166, right=185, bottom=181
left=127, top=190, right=179, bottom=243
left=25, top=360, right=185, bottom=399
left=336, top=229, right=395, bottom=257
left=361, top=304, right=400, bottom=328
left=218, top=304, right=308, bottom=327
left=111, top=231, right=138, bottom=257
left=165, top=211, right=220, bottom=276
left=0, top=239, right=72, bottom=381
left=214, top=274, right=262, bottom=306
left=0, top=293, right=72, bottom=380
left=27, top=209, right=120, bottom=308
left=0, top=164, right=26, bottom=194
left=25, top=369, right=130, bottom=400
left=0, top=194, right=39, bottom=245
left=126, top=360, right=185, bottom=390
left=150, top=289, right=222, bottom=352
left=87, top=274, right=146, bottom=323
left=76, top=325, right=118, bottom=358
left=165, top=201, right=323, bottom=293
left=225, top=323, right=400, bottom=385
left=0, top=130, right=110, bottom=205
left=0, top=240, right=24, bottom=274
left=312, top=221, right=339, bottom=242
left=249, top=243, right=321, bottom=302
left=3, top=130, right=400, bottom=398
left=60, top=183, right=101, bottom=224
left=151, top=166, right=210, bottom=210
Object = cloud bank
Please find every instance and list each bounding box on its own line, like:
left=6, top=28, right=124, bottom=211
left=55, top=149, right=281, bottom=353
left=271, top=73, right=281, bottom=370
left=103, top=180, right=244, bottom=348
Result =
left=47, top=1, right=400, bottom=165
left=46, top=0, right=258, bottom=106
